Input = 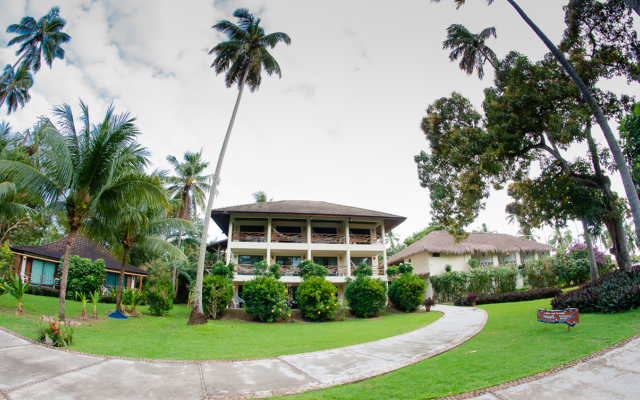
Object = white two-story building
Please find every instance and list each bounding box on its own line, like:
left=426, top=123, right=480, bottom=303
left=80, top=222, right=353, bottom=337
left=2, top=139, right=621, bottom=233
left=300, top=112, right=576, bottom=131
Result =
left=209, top=200, right=405, bottom=303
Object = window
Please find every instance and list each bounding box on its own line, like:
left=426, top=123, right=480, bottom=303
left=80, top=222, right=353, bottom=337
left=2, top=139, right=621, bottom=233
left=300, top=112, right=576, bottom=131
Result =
left=275, top=256, right=301, bottom=266
left=313, top=257, right=337, bottom=266
left=433, top=253, right=441, bottom=257
left=31, top=259, right=57, bottom=285
left=239, top=225, right=265, bottom=232
left=276, top=226, right=301, bottom=233
left=351, top=257, right=372, bottom=266
left=349, top=228, right=370, bottom=235
left=238, top=255, right=263, bottom=265
left=313, top=227, right=337, bottom=234
left=408, top=259, right=412, bottom=263
left=106, top=272, right=127, bottom=288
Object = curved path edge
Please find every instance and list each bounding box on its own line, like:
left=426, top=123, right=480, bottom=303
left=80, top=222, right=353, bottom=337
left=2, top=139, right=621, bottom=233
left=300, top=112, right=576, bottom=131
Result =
left=0, top=305, right=487, bottom=399
left=435, top=331, right=640, bottom=400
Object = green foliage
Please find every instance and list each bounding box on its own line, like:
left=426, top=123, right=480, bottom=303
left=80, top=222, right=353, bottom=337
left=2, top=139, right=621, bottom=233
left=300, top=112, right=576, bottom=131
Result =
left=389, top=273, right=427, bottom=312
left=403, top=222, right=444, bottom=247
left=121, top=288, right=146, bottom=314
left=429, top=265, right=518, bottom=301
left=297, top=260, right=328, bottom=280
left=140, top=259, right=173, bottom=290
left=345, top=275, right=387, bottom=318
left=35, top=318, right=73, bottom=347
left=467, top=259, right=478, bottom=269
left=386, top=265, right=400, bottom=276
left=522, top=259, right=557, bottom=289
left=454, top=287, right=562, bottom=306
left=64, top=255, right=106, bottom=296
left=145, top=285, right=174, bottom=316
left=429, top=271, right=468, bottom=301
left=202, top=274, right=233, bottom=318
left=253, top=260, right=282, bottom=280
left=620, top=104, right=640, bottom=194
left=0, top=243, right=14, bottom=276
left=297, top=276, right=338, bottom=321
left=210, top=261, right=235, bottom=280
left=352, top=262, right=373, bottom=277
left=243, top=276, right=290, bottom=322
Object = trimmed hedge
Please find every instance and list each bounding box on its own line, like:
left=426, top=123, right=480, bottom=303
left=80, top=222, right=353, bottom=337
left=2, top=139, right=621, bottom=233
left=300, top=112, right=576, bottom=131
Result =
left=454, top=287, right=562, bottom=306
left=388, top=273, right=427, bottom=312
left=297, top=276, right=338, bottom=321
left=551, top=266, right=640, bottom=313
left=27, top=286, right=60, bottom=298
left=430, top=265, right=518, bottom=301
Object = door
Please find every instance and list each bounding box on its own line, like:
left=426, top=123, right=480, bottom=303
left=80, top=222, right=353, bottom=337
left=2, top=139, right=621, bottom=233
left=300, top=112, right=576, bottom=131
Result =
left=31, top=259, right=44, bottom=284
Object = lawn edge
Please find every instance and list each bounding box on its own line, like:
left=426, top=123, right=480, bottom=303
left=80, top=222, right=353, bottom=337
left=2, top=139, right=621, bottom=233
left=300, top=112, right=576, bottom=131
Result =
left=432, top=331, right=640, bottom=400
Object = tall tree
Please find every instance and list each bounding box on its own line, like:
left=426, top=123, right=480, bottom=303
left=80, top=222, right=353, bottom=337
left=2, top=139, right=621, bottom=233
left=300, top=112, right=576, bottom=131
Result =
left=1, top=7, right=70, bottom=114
left=442, top=24, right=497, bottom=79
left=433, top=0, right=640, bottom=248
left=165, top=150, right=211, bottom=291
left=189, top=9, right=291, bottom=325
left=0, top=101, right=166, bottom=320
left=252, top=191, right=272, bottom=203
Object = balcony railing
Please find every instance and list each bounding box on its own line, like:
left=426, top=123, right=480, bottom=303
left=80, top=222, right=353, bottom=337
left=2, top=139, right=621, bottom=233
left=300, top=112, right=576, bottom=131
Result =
left=327, top=266, right=349, bottom=276
left=348, top=234, right=384, bottom=245
left=478, top=261, right=494, bottom=268
left=271, top=231, right=306, bottom=243
left=311, top=233, right=346, bottom=244
left=232, top=231, right=266, bottom=242
left=234, top=264, right=350, bottom=277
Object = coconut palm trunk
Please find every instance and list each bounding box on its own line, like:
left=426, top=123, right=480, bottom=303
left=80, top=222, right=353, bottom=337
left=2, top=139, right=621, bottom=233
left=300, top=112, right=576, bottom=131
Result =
left=504, top=0, right=640, bottom=252
left=189, top=67, right=250, bottom=325
left=173, top=226, right=183, bottom=295
left=58, top=228, right=78, bottom=321
left=116, top=246, right=131, bottom=312
left=582, top=220, right=599, bottom=282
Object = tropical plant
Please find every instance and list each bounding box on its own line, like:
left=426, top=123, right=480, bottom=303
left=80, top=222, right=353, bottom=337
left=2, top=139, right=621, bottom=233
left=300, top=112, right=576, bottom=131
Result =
left=345, top=263, right=387, bottom=318
left=65, top=255, right=106, bottom=296
left=243, top=275, right=290, bottom=322
left=121, top=288, right=145, bottom=314
left=389, top=273, right=427, bottom=312
left=202, top=273, right=233, bottom=319
left=0, top=65, right=32, bottom=115
left=75, top=291, right=88, bottom=320
left=89, top=289, right=100, bottom=319
left=35, top=318, right=73, bottom=347
left=3, top=273, right=28, bottom=315
left=0, top=243, right=15, bottom=276
left=191, top=8, right=291, bottom=325
left=297, top=276, right=338, bottom=321
left=297, top=259, right=328, bottom=280
left=434, top=0, right=640, bottom=250
left=0, top=101, right=167, bottom=321
left=165, top=150, right=212, bottom=291
left=146, top=284, right=174, bottom=316
left=442, top=24, right=497, bottom=79
left=252, top=191, right=272, bottom=203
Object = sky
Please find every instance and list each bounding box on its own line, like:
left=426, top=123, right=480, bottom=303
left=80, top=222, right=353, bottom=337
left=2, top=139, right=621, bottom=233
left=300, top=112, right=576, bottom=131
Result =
left=0, top=0, right=638, bottom=246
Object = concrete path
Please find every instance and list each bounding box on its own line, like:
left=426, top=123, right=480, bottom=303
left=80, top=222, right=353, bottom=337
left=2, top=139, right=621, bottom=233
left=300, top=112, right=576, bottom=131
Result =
left=467, top=336, right=640, bottom=400
left=0, top=305, right=485, bottom=399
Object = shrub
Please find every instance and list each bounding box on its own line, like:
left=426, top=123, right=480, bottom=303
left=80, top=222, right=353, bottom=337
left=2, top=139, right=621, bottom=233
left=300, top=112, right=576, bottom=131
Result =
left=389, top=273, right=427, bottom=312
left=522, top=258, right=556, bottom=289
left=454, top=287, right=562, bottom=306
left=210, top=261, right=235, bottom=280
left=552, top=255, right=590, bottom=287
left=551, top=266, right=640, bottom=313
left=467, top=259, right=478, bottom=269
left=64, top=255, right=106, bottom=296
left=98, top=295, right=116, bottom=304
left=243, top=276, right=290, bottom=322
left=423, top=297, right=436, bottom=307
left=27, top=285, right=60, bottom=298
left=0, top=243, right=14, bottom=276
left=566, top=243, right=614, bottom=276
left=297, top=260, right=328, bottom=280
left=203, top=274, right=234, bottom=318
left=297, top=276, right=338, bottom=321
left=121, top=288, right=146, bottom=314
left=429, top=271, right=468, bottom=301
left=140, top=259, right=173, bottom=289
left=429, top=265, right=518, bottom=301
left=35, top=318, right=73, bottom=347
left=146, top=285, right=174, bottom=316
left=345, top=275, right=387, bottom=318
left=445, top=264, right=453, bottom=273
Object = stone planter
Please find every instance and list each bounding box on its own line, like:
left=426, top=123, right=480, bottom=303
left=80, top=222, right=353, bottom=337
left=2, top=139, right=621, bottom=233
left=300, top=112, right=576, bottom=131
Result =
left=425, top=305, right=431, bottom=312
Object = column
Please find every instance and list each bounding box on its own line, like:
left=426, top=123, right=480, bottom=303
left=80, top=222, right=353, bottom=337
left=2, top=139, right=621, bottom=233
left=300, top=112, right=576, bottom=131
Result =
left=226, top=217, right=233, bottom=264
left=534, top=252, right=540, bottom=260
left=492, top=253, right=499, bottom=267
left=381, top=222, right=388, bottom=274
left=306, top=217, right=311, bottom=260
left=20, top=256, right=26, bottom=279
left=346, top=218, right=351, bottom=276
left=515, top=252, right=522, bottom=265
left=266, top=216, right=272, bottom=264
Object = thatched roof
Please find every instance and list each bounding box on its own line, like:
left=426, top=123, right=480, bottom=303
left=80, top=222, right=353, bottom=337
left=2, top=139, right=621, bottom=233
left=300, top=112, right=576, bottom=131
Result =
left=387, top=230, right=555, bottom=265
left=210, top=200, right=406, bottom=235
left=11, top=236, right=149, bottom=276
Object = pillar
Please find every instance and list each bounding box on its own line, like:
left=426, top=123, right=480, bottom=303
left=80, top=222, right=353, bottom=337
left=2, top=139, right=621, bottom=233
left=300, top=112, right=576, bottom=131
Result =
left=492, top=253, right=499, bottom=267
left=306, top=217, right=311, bottom=260
left=266, top=216, right=272, bottom=264
left=381, top=222, right=387, bottom=274
left=346, top=218, right=351, bottom=276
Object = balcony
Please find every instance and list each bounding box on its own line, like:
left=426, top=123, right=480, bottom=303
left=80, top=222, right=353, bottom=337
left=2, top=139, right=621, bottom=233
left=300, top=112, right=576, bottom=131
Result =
left=311, top=233, right=346, bottom=244
left=234, top=264, right=349, bottom=277
left=349, top=234, right=383, bottom=245
left=271, top=231, right=306, bottom=243
left=231, top=231, right=383, bottom=246
left=232, top=231, right=266, bottom=242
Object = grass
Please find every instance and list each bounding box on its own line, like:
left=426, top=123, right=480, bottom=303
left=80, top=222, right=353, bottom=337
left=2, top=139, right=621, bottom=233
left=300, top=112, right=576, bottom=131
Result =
left=0, top=294, right=441, bottom=360
left=276, top=298, right=640, bottom=399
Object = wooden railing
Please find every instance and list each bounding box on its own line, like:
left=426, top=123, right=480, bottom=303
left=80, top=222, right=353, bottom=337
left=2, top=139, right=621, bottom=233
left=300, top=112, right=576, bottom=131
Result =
left=28, top=273, right=59, bottom=287
left=326, top=266, right=349, bottom=276
left=271, top=231, right=306, bottom=243
left=311, top=233, right=346, bottom=244
left=478, top=261, right=494, bottom=268
left=235, top=264, right=255, bottom=275
left=232, top=231, right=266, bottom=242
left=279, top=265, right=300, bottom=276
left=233, top=264, right=351, bottom=277
left=348, top=234, right=384, bottom=245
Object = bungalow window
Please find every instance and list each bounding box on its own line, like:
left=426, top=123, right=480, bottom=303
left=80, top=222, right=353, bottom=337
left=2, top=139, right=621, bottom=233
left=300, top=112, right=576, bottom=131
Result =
left=238, top=255, right=263, bottom=266
left=31, top=259, right=57, bottom=285
left=313, top=257, right=337, bottom=266
left=349, top=228, right=370, bottom=235
left=239, top=225, right=265, bottom=232
left=106, top=272, right=127, bottom=288
left=276, top=226, right=301, bottom=234
left=275, top=256, right=301, bottom=266
left=351, top=257, right=372, bottom=266
left=433, top=253, right=441, bottom=257
left=313, top=227, right=337, bottom=234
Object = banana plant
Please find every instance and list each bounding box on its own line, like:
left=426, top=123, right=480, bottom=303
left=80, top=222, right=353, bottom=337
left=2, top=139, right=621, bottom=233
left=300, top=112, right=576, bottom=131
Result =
left=4, top=274, right=28, bottom=315
left=75, top=291, right=88, bottom=320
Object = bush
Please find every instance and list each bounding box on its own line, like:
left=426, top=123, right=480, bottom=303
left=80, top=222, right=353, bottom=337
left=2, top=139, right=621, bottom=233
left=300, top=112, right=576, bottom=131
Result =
left=297, top=276, right=338, bottom=321
left=64, top=255, right=106, bottom=296
left=429, top=265, right=518, bottom=301
left=210, top=261, right=235, bottom=280
left=98, top=295, right=116, bottom=304
left=551, top=266, right=640, bottom=313
left=203, top=274, right=234, bottom=318
left=429, top=271, right=467, bottom=301
left=121, top=288, right=145, bottom=314
left=35, top=318, right=73, bottom=347
left=27, top=285, right=60, bottom=298
left=0, top=243, right=14, bottom=276
left=522, top=258, right=556, bottom=289
left=146, top=285, right=174, bottom=316
left=297, top=260, right=328, bottom=280
left=139, top=259, right=173, bottom=289
left=243, top=276, right=290, bottom=322
left=388, top=273, right=427, bottom=312
left=566, top=243, right=614, bottom=276
left=553, top=255, right=590, bottom=287
left=345, top=274, right=387, bottom=318
left=454, top=287, right=562, bottom=306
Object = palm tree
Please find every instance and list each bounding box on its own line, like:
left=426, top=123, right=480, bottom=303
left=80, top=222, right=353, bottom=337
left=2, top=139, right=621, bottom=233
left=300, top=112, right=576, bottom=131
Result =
left=435, top=0, right=640, bottom=252
left=189, top=8, right=291, bottom=325
left=0, top=65, right=33, bottom=115
left=165, top=150, right=212, bottom=290
left=443, top=24, right=497, bottom=79
left=0, top=101, right=166, bottom=321
left=252, top=191, right=272, bottom=203
left=85, top=178, right=193, bottom=312
left=385, top=231, right=400, bottom=250
left=5, top=7, right=71, bottom=73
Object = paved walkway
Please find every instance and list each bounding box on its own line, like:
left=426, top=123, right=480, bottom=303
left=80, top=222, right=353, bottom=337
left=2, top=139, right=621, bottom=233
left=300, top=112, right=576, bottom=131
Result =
left=465, top=335, right=640, bottom=400
left=0, top=305, right=486, bottom=399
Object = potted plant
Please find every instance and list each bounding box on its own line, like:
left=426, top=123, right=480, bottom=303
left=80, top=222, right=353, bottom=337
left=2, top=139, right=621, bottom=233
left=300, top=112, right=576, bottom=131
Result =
left=423, top=298, right=436, bottom=312
left=467, top=293, right=479, bottom=307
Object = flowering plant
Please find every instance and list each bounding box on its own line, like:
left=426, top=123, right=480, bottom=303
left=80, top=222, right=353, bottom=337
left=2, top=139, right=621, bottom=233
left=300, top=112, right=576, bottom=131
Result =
left=35, top=318, right=74, bottom=347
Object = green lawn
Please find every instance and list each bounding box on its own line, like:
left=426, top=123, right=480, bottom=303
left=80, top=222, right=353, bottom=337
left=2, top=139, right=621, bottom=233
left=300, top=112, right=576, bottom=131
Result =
left=0, top=294, right=441, bottom=360
left=277, top=299, right=640, bottom=400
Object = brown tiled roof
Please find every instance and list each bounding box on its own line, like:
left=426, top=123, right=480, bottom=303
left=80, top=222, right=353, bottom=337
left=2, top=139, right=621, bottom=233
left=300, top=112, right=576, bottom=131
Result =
left=387, top=230, right=555, bottom=265
left=210, top=200, right=406, bottom=235
left=11, top=236, right=148, bottom=276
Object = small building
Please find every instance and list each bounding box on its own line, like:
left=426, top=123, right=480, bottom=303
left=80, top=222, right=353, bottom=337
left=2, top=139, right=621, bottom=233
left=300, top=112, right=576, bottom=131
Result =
left=387, top=230, right=554, bottom=297
left=10, top=235, right=149, bottom=291
left=209, top=200, right=406, bottom=303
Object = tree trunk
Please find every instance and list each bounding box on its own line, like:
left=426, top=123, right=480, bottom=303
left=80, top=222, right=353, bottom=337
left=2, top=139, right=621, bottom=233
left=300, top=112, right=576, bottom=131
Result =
left=189, top=67, right=250, bottom=326
left=582, top=220, right=599, bottom=282
left=172, top=226, right=183, bottom=297
left=603, top=216, right=632, bottom=271
left=58, top=228, right=78, bottom=322
left=116, top=246, right=130, bottom=312
left=505, top=0, right=640, bottom=256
